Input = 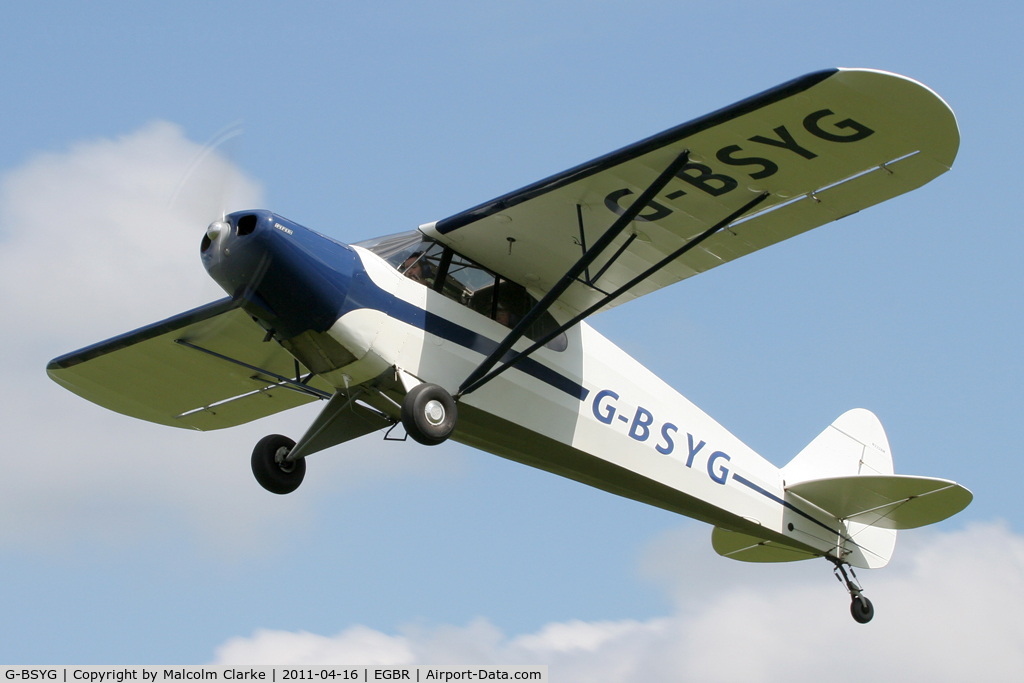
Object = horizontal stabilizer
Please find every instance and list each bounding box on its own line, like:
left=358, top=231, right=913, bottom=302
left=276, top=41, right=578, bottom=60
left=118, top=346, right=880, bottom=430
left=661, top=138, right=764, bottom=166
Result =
left=786, top=474, right=972, bottom=529
left=712, top=527, right=821, bottom=563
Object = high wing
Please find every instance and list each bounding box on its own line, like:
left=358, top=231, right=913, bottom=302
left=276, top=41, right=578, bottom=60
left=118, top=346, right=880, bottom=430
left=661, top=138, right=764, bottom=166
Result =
left=421, top=68, right=959, bottom=316
left=47, top=298, right=338, bottom=431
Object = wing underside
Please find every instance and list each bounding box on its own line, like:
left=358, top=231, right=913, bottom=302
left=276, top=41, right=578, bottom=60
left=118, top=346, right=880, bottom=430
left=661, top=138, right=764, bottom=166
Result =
left=422, top=69, right=959, bottom=316
left=47, top=298, right=336, bottom=431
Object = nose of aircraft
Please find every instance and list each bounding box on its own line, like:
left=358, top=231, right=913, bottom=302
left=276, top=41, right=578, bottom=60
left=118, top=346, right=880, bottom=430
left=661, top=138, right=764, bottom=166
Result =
left=200, top=210, right=360, bottom=340
left=200, top=213, right=266, bottom=297
left=206, top=220, right=228, bottom=242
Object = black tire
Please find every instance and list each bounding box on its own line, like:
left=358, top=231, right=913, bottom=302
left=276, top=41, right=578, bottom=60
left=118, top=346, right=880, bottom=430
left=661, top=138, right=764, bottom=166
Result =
left=251, top=434, right=305, bottom=494
left=851, top=595, right=874, bottom=624
left=401, top=383, right=458, bottom=446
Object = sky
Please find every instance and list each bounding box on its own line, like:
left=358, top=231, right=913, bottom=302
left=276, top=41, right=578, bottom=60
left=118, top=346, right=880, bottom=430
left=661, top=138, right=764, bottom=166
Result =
left=1, top=0, right=1022, bottom=677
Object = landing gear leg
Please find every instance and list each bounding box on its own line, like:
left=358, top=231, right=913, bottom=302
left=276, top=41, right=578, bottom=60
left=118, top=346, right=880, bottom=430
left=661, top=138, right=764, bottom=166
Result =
left=831, top=558, right=874, bottom=624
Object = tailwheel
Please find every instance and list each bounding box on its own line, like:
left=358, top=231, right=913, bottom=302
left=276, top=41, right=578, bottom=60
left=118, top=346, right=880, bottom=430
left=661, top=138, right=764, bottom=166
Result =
left=251, top=434, right=305, bottom=494
left=831, top=558, right=874, bottom=624
left=401, top=383, right=457, bottom=446
left=850, top=595, right=874, bottom=624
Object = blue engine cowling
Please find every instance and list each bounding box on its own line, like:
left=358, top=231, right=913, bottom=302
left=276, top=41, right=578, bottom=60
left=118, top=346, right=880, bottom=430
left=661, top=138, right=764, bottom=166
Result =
left=200, top=209, right=361, bottom=341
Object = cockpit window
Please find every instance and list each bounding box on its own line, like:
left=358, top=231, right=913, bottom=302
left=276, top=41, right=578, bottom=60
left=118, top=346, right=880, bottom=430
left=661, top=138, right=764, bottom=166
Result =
left=438, top=251, right=496, bottom=312
left=398, top=242, right=443, bottom=287
left=357, top=232, right=567, bottom=352
left=495, top=277, right=569, bottom=352
left=354, top=231, right=425, bottom=267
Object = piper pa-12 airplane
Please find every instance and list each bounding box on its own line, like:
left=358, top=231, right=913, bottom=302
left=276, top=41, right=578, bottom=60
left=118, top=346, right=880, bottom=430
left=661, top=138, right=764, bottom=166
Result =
left=48, top=69, right=971, bottom=623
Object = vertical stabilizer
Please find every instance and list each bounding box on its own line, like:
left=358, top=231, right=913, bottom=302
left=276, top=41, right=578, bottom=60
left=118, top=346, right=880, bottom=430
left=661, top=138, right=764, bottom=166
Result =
left=782, top=408, right=894, bottom=485
left=782, top=409, right=897, bottom=568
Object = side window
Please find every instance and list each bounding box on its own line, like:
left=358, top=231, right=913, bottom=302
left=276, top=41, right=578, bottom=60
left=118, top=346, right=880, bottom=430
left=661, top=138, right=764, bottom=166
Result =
left=439, top=252, right=496, bottom=315
left=434, top=252, right=567, bottom=352
left=398, top=242, right=444, bottom=288
left=494, top=277, right=568, bottom=352
left=363, top=233, right=567, bottom=352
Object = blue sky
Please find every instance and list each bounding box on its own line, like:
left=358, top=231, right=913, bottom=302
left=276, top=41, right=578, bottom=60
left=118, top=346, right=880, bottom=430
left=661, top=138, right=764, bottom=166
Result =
left=2, top=1, right=1022, bottom=677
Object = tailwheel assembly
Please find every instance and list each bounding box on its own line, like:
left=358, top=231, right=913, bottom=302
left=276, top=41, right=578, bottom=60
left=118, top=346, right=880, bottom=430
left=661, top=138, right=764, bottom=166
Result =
left=831, top=558, right=874, bottom=624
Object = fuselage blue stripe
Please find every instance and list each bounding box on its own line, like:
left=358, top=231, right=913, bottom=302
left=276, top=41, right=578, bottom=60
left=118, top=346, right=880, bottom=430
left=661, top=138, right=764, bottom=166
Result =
left=343, top=273, right=590, bottom=402
left=205, top=213, right=591, bottom=402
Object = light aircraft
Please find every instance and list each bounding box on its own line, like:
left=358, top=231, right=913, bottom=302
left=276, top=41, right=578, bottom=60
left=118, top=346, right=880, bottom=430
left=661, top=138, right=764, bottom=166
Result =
left=48, top=68, right=971, bottom=623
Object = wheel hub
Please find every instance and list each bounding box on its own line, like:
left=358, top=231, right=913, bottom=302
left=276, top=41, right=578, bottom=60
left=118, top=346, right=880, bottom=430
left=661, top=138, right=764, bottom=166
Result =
left=275, top=446, right=295, bottom=472
left=424, top=399, right=446, bottom=425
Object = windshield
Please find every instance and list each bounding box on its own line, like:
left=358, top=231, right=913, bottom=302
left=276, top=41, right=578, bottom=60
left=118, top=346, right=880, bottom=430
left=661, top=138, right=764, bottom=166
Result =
left=353, top=231, right=425, bottom=267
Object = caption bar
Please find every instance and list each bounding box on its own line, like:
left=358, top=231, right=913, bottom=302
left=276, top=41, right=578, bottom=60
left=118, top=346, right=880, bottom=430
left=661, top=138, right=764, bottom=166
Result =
left=1, top=668, right=546, bottom=683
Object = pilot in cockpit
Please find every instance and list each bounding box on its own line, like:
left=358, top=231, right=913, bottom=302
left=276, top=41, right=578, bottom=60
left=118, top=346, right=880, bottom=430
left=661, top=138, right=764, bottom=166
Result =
left=401, top=252, right=433, bottom=285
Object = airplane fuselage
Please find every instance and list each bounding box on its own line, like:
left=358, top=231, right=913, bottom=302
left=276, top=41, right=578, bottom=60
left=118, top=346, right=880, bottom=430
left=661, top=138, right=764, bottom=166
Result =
left=202, top=210, right=845, bottom=561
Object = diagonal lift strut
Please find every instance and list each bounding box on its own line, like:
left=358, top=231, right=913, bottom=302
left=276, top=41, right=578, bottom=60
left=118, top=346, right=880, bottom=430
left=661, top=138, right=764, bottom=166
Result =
left=458, top=188, right=771, bottom=398
left=174, top=339, right=331, bottom=400
left=457, top=150, right=692, bottom=397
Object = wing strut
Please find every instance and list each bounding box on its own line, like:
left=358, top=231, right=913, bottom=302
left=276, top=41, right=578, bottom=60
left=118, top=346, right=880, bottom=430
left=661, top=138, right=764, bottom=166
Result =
left=457, top=150, right=692, bottom=397
left=458, top=189, right=771, bottom=398
left=173, top=339, right=332, bottom=400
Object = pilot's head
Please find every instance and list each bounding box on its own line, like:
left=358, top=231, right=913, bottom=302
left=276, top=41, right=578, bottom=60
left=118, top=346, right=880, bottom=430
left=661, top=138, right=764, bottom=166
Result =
left=402, top=252, right=426, bottom=283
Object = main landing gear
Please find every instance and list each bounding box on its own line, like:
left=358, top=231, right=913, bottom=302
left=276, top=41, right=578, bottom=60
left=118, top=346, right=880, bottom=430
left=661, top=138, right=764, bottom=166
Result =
left=401, top=383, right=458, bottom=446
left=251, top=434, right=305, bottom=494
left=250, top=382, right=458, bottom=494
left=831, top=558, right=874, bottom=624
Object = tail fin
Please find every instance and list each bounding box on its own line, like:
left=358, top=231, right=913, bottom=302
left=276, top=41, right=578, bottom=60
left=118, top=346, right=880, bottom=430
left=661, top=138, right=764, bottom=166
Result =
left=781, top=409, right=897, bottom=568
left=713, top=409, right=897, bottom=566
left=714, top=409, right=971, bottom=568
left=782, top=408, right=894, bottom=484
left=780, top=409, right=970, bottom=569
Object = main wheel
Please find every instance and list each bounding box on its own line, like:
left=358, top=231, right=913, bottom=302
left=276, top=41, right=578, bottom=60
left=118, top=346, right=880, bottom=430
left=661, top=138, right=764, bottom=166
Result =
left=850, top=595, right=874, bottom=624
left=251, top=434, right=305, bottom=494
left=401, top=383, right=458, bottom=446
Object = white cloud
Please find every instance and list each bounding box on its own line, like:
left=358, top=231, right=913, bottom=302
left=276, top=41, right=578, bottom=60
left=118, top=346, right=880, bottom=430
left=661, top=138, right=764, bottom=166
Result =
left=0, top=121, right=251, bottom=345
left=214, top=521, right=1024, bottom=681
left=0, top=123, right=449, bottom=552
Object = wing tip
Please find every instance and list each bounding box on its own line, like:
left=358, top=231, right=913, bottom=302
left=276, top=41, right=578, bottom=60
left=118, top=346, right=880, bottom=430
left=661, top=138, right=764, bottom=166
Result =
left=833, top=67, right=960, bottom=163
